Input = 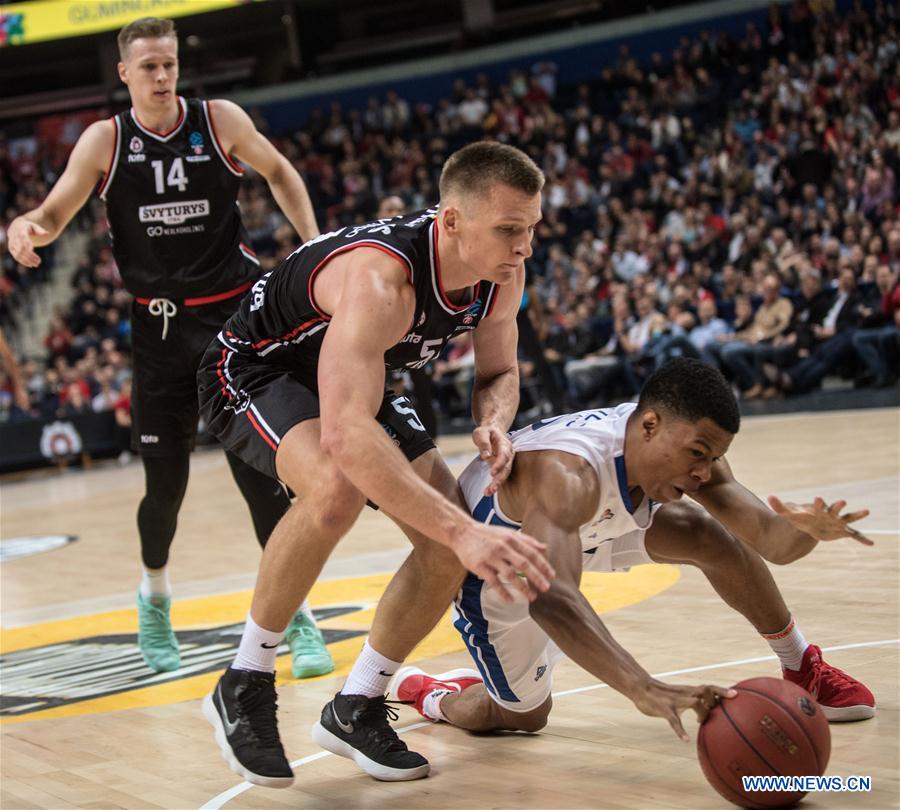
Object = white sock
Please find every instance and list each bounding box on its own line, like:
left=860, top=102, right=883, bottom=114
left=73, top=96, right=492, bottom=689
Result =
left=297, top=598, right=315, bottom=623
left=341, top=640, right=402, bottom=698
left=140, top=566, right=171, bottom=599
left=422, top=688, right=452, bottom=722
left=233, top=613, right=284, bottom=673
left=762, top=616, right=809, bottom=672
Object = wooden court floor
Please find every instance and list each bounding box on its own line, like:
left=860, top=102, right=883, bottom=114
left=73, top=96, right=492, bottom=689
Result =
left=1, top=408, right=898, bottom=810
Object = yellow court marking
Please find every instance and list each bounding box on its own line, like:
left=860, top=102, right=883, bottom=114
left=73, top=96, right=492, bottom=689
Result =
left=0, top=566, right=679, bottom=724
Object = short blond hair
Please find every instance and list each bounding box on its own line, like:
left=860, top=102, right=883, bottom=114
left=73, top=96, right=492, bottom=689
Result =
left=117, top=17, right=177, bottom=60
left=440, top=141, right=544, bottom=200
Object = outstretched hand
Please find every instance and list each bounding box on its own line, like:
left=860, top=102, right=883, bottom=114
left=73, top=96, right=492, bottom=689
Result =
left=768, top=495, right=873, bottom=546
left=472, top=425, right=514, bottom=497
left=454, top=520, right=555, bottom=603
left=7, top=218, right=48, bottom=268
left=632, top=680, right=737, bottom=742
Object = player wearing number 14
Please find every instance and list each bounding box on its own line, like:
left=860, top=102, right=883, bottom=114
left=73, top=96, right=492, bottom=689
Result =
left=5, top=17, right=331, bottom=680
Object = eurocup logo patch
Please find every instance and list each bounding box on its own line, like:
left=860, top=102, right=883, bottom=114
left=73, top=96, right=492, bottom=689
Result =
left=463, top=297, right=483, bottom=325
left=129, top=136, right=143, bottom=153
left=189, top=131, right=205, bottom=155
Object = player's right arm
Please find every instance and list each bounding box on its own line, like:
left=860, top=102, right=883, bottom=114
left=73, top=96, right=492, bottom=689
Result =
left=6, top=120, right=112, bottom=267
left=520, top=451, right=734, bottom=740
left=316, top=251, right=554, bottom=602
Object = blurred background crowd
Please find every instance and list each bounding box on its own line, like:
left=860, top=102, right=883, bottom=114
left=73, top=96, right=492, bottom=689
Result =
left=1, top=0, right=897, bottom=438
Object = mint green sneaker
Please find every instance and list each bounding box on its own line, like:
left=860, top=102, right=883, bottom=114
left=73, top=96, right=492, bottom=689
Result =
left=137, top=590, right=180, bottom=673
left=285, top=611, right=334, bottom=678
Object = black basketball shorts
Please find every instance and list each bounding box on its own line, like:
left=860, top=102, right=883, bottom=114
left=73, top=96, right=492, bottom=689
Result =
left=130, top=298, right=243, bottom=457
left=197, top=337, right=435, bottom=482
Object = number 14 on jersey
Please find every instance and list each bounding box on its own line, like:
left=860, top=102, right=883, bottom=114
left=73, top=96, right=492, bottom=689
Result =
left=151, top=158, right=188, bottom=194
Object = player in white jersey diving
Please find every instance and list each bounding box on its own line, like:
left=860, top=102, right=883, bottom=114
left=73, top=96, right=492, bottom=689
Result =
left=394, top=358, right=875, bottom=739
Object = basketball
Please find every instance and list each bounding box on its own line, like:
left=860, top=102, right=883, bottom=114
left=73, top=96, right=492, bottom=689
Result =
left=697, top=677, right=831, bottom=809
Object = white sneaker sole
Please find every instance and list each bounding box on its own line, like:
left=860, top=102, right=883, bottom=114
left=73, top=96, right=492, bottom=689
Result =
left=822, top=703, right=876, bottom=722
left=391, top=666, right=483, bottom=699
left=311, top=720, right=430, bottom=781
left=202, top=693, right=294, bottom=788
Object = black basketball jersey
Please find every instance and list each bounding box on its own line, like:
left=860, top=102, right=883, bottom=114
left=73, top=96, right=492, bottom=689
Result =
left=217, top=208, right=501, bottom=381
left=98, top=96, right=259, bottom=299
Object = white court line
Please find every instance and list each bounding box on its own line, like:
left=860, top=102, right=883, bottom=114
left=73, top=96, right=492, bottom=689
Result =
left=199, top=638, right=898, bottom=809
left=552, top=638, right=899, bottom=697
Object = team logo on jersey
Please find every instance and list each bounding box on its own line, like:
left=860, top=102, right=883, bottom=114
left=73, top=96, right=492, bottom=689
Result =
left=223, top=389, right=251, bottom=416
left=189, top=131, right=205, bottom=155
left=128, top=136, right=146, bottom=163
left=139, top=199, right=210, bottom=225
left=593, top=509, right=615, bottom=525
left=585, top=509, right=616, bottom=540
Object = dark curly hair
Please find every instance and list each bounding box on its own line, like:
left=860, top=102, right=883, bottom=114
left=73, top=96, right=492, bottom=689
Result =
left=637, top=358, right=740, bottom=435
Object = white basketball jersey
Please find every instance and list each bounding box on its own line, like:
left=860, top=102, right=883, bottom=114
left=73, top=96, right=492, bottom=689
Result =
left=459, top=402, right=658, bottom=554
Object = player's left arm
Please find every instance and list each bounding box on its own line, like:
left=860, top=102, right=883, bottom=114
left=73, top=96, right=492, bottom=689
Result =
left=690, top=458, right=873, bottom=565
left=209, top=99, right=320, bottom=242
left=470, top=271, right=523, bottom=496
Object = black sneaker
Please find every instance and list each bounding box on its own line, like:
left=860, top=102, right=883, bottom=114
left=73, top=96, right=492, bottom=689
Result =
left=311, top=693, right=430, bottom=781
left=203, top=667, right=294, bottom=788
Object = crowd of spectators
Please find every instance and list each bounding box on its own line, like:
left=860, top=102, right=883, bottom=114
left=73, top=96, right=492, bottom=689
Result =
left=0, top=210, right=133, bottom=450
left=0, top=135, right=65, bottom=344
left=1, top=0, right=899, bottom=433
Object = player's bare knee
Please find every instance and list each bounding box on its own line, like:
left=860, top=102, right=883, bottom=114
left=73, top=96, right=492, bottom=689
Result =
left=500, top=698, right=551, bottom=732
left=307, top=475, right=365, bottom=534
left=411, top=540, right=466, bottom=583
left=318, top=421, right=357, bottom=466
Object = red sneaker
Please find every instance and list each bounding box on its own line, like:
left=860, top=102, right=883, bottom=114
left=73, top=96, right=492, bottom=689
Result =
left=783, top=644, right=876, bottom=722
left=392, top=666, right=483, bottom=721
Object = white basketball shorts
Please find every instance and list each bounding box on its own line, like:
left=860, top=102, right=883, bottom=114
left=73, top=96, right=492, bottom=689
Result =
left=453, top=456, right=655, bottom=713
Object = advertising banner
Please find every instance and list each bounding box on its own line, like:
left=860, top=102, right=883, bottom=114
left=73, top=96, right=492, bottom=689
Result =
left=1, top=0, right=265, bottom=48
